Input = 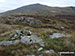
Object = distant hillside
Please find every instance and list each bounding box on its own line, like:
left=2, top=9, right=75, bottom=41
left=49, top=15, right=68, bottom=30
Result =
left=0, top=3, right=75, bottom=16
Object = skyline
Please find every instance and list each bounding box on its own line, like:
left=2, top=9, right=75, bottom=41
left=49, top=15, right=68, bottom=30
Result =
left=0, top=0, right=75, bottom=12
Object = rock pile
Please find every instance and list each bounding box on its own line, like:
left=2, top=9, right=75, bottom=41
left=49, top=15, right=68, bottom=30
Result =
left=0, top=28, right=44, bottom=46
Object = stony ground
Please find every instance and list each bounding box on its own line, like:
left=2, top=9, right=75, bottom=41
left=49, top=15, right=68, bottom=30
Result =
left=0, top=15, right=75, bottom=56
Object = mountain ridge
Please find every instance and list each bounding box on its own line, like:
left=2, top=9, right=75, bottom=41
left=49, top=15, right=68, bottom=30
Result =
left=0, top=3, right=75, bottom=16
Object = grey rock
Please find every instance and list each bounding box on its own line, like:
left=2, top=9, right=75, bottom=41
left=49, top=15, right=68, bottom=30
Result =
left=11, top=34, right=17, bottom=40
left=21, top=36, right=32, bottom=44
left=43, top=49, right=55, bottom=54
left=39, top=42, right=45, bottom=47
left=25, top=17, right=42, bottom=25
left=25, top=54, right=36, bottom=56
left=12, top=40, right=20, bottom=44
left=0, top=40, right=20, bottom=45
left=21, top=35, right=44, bottom=45
left=28, top=30, right=33, bottom=35
left=29, top=20, right=42, bottom=25
left=30, top=35, right=42, bottom=43
left=15, top=17, right=25, bottom=21
left=16, top=30, right=22, bottom=35
left=61, top=26, right=65, bottom=30
left=0, top=41, right=13, bottom=45
left=49, top=33, right=72, bottom=39
left=25, top=17, right=34, bottom=23
left=0, top=29, right=44, bottom=46
left=38, top=47, right=43, bottom=51
left=49, top=49, right=55, bottom=54
left=39, top=54, right=44, bottom=56
left=0, top=36, right=20, bottom=45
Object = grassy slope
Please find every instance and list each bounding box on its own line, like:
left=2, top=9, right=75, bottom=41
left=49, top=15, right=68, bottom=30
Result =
left=0, top=24, right=75, bottom=56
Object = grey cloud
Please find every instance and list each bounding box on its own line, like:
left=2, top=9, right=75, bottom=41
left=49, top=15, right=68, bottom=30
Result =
left=0, top=0, right=75, bottom=12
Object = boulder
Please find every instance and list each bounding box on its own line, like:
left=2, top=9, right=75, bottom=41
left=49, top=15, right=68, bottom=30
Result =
left=49, top=33, right=72, bottom=39
left=43, top=49, right=55, bottom=54
left=38, top=47, right=43, bottom=51
left=15, top=17, right=25, bottom=21
left=25, top=17, right=43, bottom=25
left=0, top=40, right=20, bottom=45
left=25, top=17, right=34, bottom=23
left=21, top=36, right=32, bottom=44
left=38, top=54, right=44, bottom=56
left=29, top=20, right=42, bottom=25
left=25, top=54, right=35, bottom=56
left=20, top=35, right=44, bottom=46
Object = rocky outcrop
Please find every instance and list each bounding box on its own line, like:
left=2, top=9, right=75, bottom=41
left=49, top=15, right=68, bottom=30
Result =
left=15, top=17, right=25, bottom=21
left=0, top=28, right=44, bottom=46
left=49, top=33, right=72, bottom=39
left=0, top=40, right=20, bottom=45
left=25, top=17, right=43, bottom=25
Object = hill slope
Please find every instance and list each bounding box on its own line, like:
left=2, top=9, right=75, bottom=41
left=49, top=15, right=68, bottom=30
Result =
left=0, top=3, right=75, bottom=16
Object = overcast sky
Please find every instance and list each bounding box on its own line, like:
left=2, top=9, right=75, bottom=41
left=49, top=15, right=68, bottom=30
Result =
left=0, top=0, right=75, bottom=12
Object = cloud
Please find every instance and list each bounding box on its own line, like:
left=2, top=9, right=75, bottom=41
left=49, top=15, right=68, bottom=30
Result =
left=0, top=0, right=5, bottom=2
left=39, top=0, right=75, bottom=7
left=0, top=0, right=75, bottom=12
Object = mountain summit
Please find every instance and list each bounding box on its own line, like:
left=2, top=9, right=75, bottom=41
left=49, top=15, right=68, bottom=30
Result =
left=14, top=3, right=50, bottom=12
